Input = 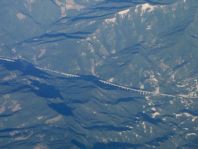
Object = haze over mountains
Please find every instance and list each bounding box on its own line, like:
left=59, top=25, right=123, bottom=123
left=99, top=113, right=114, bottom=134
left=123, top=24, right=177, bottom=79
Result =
left=0, top=0, right=198, bottom=149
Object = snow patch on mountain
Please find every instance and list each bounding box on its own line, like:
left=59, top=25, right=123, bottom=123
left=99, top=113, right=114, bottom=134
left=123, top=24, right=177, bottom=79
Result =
left=16, top=12, right=26, bottom=20
left=118, top=9, right=130, bottom=18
